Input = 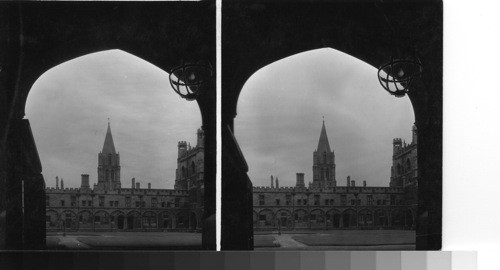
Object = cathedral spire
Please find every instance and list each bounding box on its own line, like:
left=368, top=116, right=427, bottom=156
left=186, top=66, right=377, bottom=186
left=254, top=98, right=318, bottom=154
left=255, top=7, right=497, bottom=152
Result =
left=317, top=119, right=331, bottom=153
left=102, top=120, right=116, bottom=154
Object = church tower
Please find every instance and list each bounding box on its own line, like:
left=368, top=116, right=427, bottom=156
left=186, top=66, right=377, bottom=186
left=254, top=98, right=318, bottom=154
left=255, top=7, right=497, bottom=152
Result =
left=96, top=121, right=121, bottom=191
left=312, top=119, right=336, bottom=188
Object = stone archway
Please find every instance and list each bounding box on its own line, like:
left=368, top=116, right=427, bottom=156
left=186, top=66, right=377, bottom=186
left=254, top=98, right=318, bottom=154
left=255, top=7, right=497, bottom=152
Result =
left=342, top=209, right=357, bottom=228
left=326, top=209, right=341, bottom=229
left=257, top=209, right=275, bottom=229
left=0, top=2, right=215, bottom=250
left=221, top=2, right=442, bottom=250
left=276, top=209, right=292, bottom=230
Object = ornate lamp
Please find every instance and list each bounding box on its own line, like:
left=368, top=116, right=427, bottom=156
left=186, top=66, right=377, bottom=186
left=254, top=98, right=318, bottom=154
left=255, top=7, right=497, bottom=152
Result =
left=377, top=56, right=422, bottom=98
left=169, top=61, right=213, bottom=101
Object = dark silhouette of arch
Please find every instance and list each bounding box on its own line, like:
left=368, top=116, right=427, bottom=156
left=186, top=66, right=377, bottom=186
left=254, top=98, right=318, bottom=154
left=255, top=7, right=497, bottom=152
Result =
left=0, top=2, right=215, bottom=249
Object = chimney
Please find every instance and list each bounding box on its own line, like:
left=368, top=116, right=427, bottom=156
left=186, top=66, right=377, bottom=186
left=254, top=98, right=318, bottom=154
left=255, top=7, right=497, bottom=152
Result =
left=132, top=178, right=135, bottom=189
left=148, top=183, right=151, bottom=190
left=363, top=180, right=367, bottom=187
left=270, top=175, right=274, bottom=188
left=276, top=177, right=279, bottom=189
left=81, top=174, right=90, bottom=189
left=296, top=173, right=305, bottom=188
left=56, top=176, right=59, bottom=189
left=347, top=176, right=351, bottom=187
left=351, top=180, right=355, bottom=187
left=61, top=179, right=64, bottom=189
left=136, top=182, right=140, bottom=189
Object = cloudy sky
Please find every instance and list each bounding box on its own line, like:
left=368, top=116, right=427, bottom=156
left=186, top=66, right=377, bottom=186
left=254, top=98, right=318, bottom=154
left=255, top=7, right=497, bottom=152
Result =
left=235, top=48, right=414, bottom=188
left=25, top=50, right=201, bottom=190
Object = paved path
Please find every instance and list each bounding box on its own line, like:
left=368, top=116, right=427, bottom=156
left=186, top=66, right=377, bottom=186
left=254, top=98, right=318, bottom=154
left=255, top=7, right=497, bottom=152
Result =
left=56, top=236, right=91, bottom=249
left=273, top=234, right=307, bottom=248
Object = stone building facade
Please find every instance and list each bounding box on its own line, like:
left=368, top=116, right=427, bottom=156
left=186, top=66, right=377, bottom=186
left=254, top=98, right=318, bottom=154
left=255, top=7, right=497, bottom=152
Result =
left=252, top=121, right=417, bottom=231
left=45, top=123, right=204, bottom=232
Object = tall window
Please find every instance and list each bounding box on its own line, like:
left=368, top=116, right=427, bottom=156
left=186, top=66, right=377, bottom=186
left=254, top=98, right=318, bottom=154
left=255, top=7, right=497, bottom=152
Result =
left=99, top=196, right=104, bottom=207
left=341, top=195, right=346, bottom=206
left=285, top=195, right=291, bottom=206
left=45, top=196, right=50, bottom=206
left=314, top=195, right=320, bottom=206
left=259, top=195, right=265, bottom=206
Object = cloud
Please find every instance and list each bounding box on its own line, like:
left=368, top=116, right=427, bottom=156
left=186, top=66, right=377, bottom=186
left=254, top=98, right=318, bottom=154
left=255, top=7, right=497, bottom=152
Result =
left=235, top=48, right=414, bottom=187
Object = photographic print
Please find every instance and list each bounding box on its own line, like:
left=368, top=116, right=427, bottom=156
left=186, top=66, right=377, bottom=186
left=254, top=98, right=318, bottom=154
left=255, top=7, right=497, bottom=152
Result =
left=0, top=1, right=216, bottom=251
left=222, top=0, right=442, bottom=250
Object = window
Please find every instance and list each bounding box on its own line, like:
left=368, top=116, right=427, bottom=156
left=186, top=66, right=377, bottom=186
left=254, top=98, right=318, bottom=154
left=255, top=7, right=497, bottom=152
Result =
left=341, top=195, right=346, bottom=206
left=115, top=201, right=119, bottom=207
left=167, top=201, right=171, bottom=208
left=314, top=195, right=320, bottom=206
left=95, top=216, right=101, bottom=223
left=259, top=215, right=266, bottom=221
left=88, top=200, right=92, bottom=206
left=125, top=197, right=131, bottom=207
left=323, top=152, right=327, bottom=163
left=141, top=201, right=146, bottom=207
left=276, top=199, right=280, bottom=205
left=175, top=198, right=180, bottom=208
left=70, top=196, right=76, bottom=207
left=161, top=202, right=166, bottom=208
left=297, top=199, right=301, bottom=205
left=259, top=195, right=265, bottom=206
left=367, top=195, right=373, bottom=206
left=351, top=199, right=355, bottom=205
left=310, top=214, right=316, bottom=221
left=109, top=201, right=113, bottom=207
left=191, top=161, right=196, bottom=174
left=60, top=200, right=65, bottom=206
left=99, top=196, right=104, bottom=207
left=45, top=196, right=50, bottom=206
left=303, top=199, right=308, bottom=206
left=330, top=199, right=334, bottom=205
left=285, top=195, right=291, bottom=205
left=390, top=195, right=395, bottom=205
left=152, top=197, right=157, bottom=208
left=82, top=201, right=86, bottom=207
left=135, top=201, right=140, bottom=208
left=325, top=199, right=329, bottom=205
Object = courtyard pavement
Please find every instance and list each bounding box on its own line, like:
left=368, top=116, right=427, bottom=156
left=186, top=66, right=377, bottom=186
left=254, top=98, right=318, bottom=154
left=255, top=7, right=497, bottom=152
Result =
left=46, top=232, right=202, bottom=250
left=254, top=230, right=416, bottom=250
